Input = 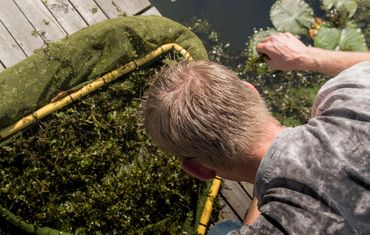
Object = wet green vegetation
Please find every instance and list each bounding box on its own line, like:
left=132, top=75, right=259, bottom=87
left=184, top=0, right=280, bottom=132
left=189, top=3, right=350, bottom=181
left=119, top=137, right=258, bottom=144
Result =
left=0, top=64, right=208, bottom=234
left=0, top=15, right=211, bottom=235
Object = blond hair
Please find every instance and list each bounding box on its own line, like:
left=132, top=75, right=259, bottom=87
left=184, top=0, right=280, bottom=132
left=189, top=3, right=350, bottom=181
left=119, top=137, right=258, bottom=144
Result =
left=143, top=60, right=271, bottom=170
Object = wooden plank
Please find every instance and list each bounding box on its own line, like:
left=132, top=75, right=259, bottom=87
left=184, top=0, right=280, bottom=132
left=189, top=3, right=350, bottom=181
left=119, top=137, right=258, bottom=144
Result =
left=0, top=0, right=44, bottom=55
left=221, top=180, right=251, bottom=220
left=219, top=196, right=241, bottom=222
left=0, top=20, right=27, bottom=67
left=0, top=62, right=5, bottom=72
left=94, top=0, right=130, bottom=17
left=13, top=0, right=66, bottom=42
left=95, top=0, right=150, bottom=17
left=239, top=182, right=254, bottom=199
left=124, top=0, right=151, bottom=15
left=141, top=6, right=161, bottom=16
left=44, top=0, right=87, bottom=34
left=69, top=0, right=108, bottom=25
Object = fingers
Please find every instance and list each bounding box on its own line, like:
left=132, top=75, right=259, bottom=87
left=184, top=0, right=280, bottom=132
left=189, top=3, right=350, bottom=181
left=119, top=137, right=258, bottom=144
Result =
left=255, top=32, right=308, bottom=71
left=255, top=32, right=289, bottom=69
left=256, top=32, right=299, bottom=57
left=260, top=32, right=295, bottom=43
left=284, top=32, right=295, bottom=38
left=256, top=42, right=268, bottom=55
left=256, top=43, right=273, bottom=66
left=256, top=33, right=282, bottom=55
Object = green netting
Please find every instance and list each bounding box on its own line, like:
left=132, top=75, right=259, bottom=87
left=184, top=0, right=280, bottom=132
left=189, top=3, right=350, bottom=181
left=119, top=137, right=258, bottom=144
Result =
left=0, top=15, right=210, bottom=234
left=0, top=15, right=207, bottom=129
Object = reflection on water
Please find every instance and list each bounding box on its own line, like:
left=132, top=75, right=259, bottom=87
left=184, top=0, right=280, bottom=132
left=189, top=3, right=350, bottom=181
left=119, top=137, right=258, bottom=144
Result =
left=151, top=0, right=274, bottom=51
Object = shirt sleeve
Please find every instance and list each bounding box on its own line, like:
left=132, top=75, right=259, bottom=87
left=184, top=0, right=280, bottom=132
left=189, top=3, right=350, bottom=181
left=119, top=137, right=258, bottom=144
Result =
left=227, top=215, right=284, bottom=235
left=312, top=61, right=370, bottom=117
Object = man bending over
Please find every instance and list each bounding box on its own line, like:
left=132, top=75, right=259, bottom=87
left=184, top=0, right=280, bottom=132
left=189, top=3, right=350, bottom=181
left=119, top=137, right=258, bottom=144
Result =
left=143, top=33, right=370, bottom=234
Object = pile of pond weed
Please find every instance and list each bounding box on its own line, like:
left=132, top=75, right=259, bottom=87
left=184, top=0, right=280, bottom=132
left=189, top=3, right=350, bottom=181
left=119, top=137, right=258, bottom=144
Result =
left=0, top=64, right=204, bottom=234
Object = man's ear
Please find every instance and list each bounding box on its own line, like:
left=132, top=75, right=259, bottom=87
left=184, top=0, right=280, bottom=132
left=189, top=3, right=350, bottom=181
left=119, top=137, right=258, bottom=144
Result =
left=242, top=81, right=259, bottom=95
left=182, top=159, right=216, bottom=181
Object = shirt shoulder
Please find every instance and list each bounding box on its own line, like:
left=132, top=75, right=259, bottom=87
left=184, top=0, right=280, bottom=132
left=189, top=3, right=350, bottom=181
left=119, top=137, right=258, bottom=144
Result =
left=250, top=62, right=370, bottom=234
left=312, top=61, right=370, bottom=117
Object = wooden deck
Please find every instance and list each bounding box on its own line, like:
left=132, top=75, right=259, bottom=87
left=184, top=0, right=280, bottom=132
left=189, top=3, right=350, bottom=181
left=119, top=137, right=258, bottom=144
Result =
left=0, top=0, right=253, bottom=227
left=218, top=180, right=253, bottom=224
left=0, top=0, right=160, bottom=70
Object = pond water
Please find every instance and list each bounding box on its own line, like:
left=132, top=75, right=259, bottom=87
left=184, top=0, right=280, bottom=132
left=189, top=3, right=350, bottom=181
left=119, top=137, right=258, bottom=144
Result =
left=151, top=0, right=274, bottom=52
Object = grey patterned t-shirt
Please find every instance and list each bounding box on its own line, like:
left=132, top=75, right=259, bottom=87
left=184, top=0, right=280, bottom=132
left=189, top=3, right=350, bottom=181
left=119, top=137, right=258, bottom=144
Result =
left=231, top=61, right=370, bottom=235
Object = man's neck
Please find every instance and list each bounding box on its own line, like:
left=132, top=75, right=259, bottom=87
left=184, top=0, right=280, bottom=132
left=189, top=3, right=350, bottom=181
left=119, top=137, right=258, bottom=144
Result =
left=247, top=118, right=285, bottom=183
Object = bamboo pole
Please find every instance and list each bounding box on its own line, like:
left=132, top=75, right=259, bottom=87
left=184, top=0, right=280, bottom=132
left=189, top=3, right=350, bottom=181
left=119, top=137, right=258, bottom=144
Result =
left=0, top=42, right=221, bottom=235
left=0, top=205, right=72, bottom=235
left=197, top=176, right=222, bottom=235
left=0, top=43, right=193, bottom=139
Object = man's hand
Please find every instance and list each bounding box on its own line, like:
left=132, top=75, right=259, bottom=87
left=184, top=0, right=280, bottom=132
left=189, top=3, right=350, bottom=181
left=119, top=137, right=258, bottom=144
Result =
left=256, top=32, right=370, bottom=76
left=256, top=32, right=310, bottom=71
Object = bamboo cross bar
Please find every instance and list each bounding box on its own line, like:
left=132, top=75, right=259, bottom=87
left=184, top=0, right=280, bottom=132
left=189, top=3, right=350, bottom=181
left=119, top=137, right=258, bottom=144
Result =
left=0, top=42, right=221, bottom=235
left=197, top=176, right=223, bottom=235
left=0, top=43, right=193, bottom=139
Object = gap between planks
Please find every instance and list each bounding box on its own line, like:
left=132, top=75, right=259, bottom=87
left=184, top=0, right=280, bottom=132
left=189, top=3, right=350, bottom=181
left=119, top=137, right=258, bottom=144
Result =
left=0, top=19, right=27, bottom=67
left=220, top=180, right=252, bottom=222
left=0, top=0, right=44, bottom=56
left=0, top=0, right=160, bottom=69
left=0, top=61, right=5, bottom=72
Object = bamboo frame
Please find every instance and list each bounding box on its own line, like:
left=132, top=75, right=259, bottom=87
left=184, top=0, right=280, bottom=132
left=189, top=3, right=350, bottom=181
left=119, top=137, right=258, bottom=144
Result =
left=0, top=42, right=222, bottom=235
left=197, top=176, right=222, bottom=235
left=0, top=206, right=72, bottom=235
left=0, top=43, right=192, bottom=139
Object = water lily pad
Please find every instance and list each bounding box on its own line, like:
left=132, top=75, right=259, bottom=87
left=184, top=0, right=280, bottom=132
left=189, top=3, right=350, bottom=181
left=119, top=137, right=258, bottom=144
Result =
left=314, top=24, right=368, bottom=51
left=321, top=0, right=358, bottom=18
left=270, top=0, right=314, bottom=35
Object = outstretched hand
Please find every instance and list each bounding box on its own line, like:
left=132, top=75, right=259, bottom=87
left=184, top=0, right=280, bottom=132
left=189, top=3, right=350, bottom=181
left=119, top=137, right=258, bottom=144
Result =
left=256, top=32, right=310, bottom=71
left=256, top=32, right=370, bottom=76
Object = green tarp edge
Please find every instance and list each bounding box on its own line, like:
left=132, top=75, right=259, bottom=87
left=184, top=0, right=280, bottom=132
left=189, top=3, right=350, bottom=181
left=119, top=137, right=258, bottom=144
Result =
left=0, top=15, right=208, bottom=129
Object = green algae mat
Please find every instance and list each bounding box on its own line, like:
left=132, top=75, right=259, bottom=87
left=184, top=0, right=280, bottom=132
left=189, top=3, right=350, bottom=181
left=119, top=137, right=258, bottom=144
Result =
left=0, top=16, right=210, bottom=234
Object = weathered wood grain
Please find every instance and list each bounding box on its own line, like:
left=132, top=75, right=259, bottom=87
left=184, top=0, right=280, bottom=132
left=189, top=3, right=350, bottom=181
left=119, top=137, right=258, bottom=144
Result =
left=0, top=20, right=27, bottom=67
left=0, top=0, right=157, bottom=67
left=44, top=0, right=87, bottom=34
left=13, top=0, right=67, bottom=42
left=0, top=0, right=44, bottom=55
left=239, top=182, right=254, bottom=199
left=0, top=62, right=5, bottom=72
left=69, top=0, right=108, bottom=25
left=124, top=0, right=151, bottom=15
left=95, top=0, right=151, bottom=17
left=218, top=196, right=241, bottom=222
left=221, top=180, right=251, bottom=221
left=94, top=0, right=130, bottom=17
left=141, top=6, right=161, bottom=16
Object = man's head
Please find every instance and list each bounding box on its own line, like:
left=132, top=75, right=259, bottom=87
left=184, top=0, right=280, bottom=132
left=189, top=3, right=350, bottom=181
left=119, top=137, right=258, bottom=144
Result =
left=143, top=60, right=276, bottom=182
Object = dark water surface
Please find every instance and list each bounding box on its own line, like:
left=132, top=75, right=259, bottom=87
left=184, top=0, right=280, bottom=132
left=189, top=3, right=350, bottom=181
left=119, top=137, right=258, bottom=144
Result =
left=151, top=0, right=274, bottom=51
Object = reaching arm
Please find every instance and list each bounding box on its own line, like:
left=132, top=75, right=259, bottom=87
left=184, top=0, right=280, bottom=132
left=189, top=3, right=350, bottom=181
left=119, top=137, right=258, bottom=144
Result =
left=244, top=197, right=260, bottom=225
left=256, top=32, right=370, bottom=76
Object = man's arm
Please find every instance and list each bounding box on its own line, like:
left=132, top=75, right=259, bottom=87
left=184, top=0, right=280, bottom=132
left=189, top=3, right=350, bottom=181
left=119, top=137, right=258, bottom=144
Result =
left=244, top=197, right=260, bottom=225
left=256, top=32, right=370, bottom=76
